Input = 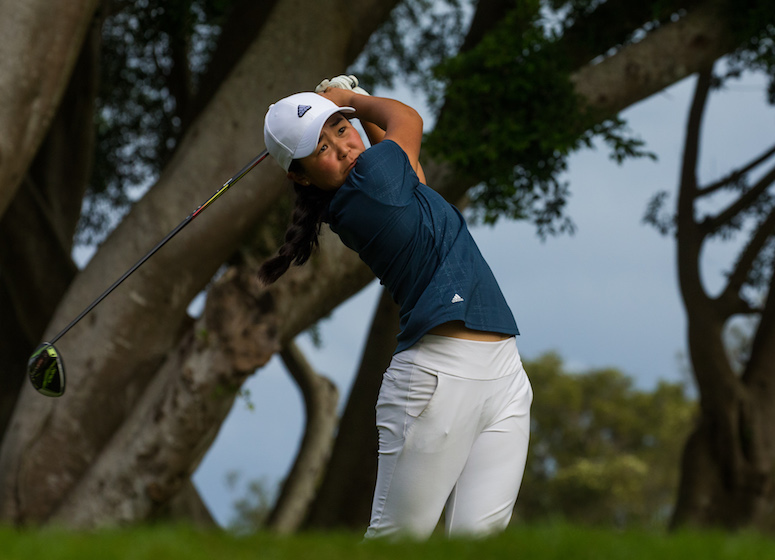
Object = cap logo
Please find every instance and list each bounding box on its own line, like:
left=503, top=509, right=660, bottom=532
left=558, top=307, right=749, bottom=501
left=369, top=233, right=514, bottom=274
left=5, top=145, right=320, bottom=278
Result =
left=297, top=104, right=312, bottom=118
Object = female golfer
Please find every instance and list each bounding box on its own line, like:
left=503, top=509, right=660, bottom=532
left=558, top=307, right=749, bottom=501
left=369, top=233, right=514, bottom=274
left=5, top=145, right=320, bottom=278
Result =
left=260, top=78, right=532, bottom=539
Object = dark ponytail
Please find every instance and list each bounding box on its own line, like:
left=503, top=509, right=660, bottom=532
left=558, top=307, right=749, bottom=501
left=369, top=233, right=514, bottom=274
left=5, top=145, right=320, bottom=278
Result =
left=257, top=162, right=335, bottom=284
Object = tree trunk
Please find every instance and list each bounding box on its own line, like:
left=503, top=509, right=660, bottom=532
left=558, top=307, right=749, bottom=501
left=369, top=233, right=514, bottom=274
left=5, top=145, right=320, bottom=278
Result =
left=47, top=228, right=374, bottom=528
left=0, top=9, right=101, bottom=446
left=304, top=287, right=400, bottom=530
left=150, top=478, right=218, bottom=528
left=670, top=65, right=775, bottom=530
left=265, top=342, right=339, bottom=534
left=0, top=0, right=100, bottom=218
left=672, top=321, right=775, bottom=529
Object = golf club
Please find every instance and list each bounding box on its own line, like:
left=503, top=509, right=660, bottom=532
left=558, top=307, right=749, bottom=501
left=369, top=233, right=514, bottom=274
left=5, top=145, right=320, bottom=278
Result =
left=27, top=149, right=270, bottom=397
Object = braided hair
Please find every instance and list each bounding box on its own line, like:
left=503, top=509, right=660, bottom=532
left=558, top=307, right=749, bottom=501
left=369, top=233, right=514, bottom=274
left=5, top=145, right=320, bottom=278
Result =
left=257, top=160, right=335, bottom=284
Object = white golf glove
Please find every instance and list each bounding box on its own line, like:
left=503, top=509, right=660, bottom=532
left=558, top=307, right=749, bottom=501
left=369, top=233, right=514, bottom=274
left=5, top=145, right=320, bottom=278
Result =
left=315, top=74, right=370, bottom=96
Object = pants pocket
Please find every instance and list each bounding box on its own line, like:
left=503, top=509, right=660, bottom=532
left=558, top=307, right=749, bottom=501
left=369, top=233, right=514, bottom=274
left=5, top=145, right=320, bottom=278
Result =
left=377, top=364, right=439, bottom=445
left=406, top=367, right=438, bottom=418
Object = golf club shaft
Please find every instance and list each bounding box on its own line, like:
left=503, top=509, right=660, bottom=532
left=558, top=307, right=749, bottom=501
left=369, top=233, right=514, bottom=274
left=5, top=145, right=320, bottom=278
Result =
left=48, top=150, right=270, bottom=346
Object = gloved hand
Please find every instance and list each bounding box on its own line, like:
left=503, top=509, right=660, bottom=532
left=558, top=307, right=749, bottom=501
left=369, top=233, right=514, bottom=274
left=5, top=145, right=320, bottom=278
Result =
left=315, top=74, right=370, bottom=96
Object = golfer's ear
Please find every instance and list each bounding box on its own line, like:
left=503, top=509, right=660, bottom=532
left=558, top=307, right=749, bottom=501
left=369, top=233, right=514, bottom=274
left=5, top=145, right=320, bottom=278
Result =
left=287, top=171, right=309, bottom=186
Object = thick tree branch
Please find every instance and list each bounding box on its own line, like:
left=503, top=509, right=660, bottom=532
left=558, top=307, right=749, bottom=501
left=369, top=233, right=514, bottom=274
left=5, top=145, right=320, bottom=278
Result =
left=718, top=206, right=775, bottom=316
left=571, top=2, right=736, bottom=118
left=743, top=260, right=775, bottom=389
left=437, top=2, right=744, bottom=205
left=0, top=10, right=101, bottom=456
left=304, top=286, right=400, bottom=530
left=703, top=163, right=775, bottom=236
left=190, top=0, right=281, bottom=126
left=458, top=0, right=513, bottom=54
left=0, top=0, right=100, bottom=219
left=676, top=65, right=714, bottom=309
left=266, top=341, right=339, bottom=534
left=560, top=0, right=705, bottom=69
left=698, top=143, right=775, bottom=197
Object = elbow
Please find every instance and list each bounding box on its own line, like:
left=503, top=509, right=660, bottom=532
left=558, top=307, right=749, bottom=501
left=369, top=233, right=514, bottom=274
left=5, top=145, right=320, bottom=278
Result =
left=408, top=105, right=423, bottom=130
left=400, top=105, right=423, bottom=135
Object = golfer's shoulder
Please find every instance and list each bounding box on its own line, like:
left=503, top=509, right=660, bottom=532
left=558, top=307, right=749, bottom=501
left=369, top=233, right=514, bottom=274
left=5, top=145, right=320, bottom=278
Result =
left=360, top=139, right=407, bottom=166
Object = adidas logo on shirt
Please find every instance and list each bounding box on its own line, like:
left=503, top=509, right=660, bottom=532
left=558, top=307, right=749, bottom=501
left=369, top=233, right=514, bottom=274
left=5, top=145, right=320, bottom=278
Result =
left=451, top=293, right=464, bottom=303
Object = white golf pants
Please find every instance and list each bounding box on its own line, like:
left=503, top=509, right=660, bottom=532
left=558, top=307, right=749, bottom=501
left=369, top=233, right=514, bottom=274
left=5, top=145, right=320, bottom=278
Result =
left=365, top=334, right=532, bottom=540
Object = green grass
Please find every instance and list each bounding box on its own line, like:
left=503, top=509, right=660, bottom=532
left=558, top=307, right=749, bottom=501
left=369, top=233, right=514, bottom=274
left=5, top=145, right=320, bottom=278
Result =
left=1, top=523, right=773, bottom=560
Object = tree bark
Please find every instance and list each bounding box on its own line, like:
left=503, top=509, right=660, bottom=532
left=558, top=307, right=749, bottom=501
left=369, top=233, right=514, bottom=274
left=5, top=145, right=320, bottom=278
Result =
left=0, top=0, right=100, bottom=219
left=150, top=478, right=218, bottom=528
left=48, top=228, right=374, bottom=528
left=0, top=9, right=101, bottom=446
left=559, top=0, right=707, bottom=69
left=570, top=2, right=736, bottom=118
left=265, top=342, right=339, bottom=534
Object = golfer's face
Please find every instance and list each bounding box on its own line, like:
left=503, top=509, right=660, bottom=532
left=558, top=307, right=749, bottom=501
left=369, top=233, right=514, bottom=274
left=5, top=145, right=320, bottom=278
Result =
left=293, top=113, right=365, bottom=191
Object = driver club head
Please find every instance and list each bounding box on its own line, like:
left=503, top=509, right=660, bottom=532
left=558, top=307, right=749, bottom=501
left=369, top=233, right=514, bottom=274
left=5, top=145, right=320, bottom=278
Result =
left=28, top=343, right=66, bottom=397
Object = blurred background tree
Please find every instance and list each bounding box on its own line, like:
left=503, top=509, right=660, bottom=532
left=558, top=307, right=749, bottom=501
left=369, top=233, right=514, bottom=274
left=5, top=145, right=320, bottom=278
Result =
left=517, top=353, right=694, bottom=528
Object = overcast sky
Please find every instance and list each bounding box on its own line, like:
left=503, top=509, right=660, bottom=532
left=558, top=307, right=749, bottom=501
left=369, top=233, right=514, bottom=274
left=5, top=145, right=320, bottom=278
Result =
left=192, top=69, right=775, bottom=527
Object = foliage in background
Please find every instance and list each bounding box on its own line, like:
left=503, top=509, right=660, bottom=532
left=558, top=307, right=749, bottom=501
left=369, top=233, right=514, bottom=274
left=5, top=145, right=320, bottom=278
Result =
left=353, top=0, right=774, bottom=235
left=516, top=353, right=696, bottom=529
left=354, top=0, right=656, bottom=235
left=723, top=0, right=775, bottom=101
left=426, top=0, right=655, bottom=233
left=79, top=0, right=232, bottom=244
left=224, top=472, right=275, bottom=534
left=350, top=0, right=468, bottom=102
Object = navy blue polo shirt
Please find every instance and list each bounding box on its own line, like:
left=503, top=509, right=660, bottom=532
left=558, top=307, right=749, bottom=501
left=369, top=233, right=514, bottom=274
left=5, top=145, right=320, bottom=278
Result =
left=327, top=140, right=518, bottom=353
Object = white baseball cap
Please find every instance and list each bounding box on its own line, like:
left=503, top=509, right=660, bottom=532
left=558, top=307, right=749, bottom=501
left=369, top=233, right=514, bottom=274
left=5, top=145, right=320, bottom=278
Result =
left=264, top=92, right=355, bottom=171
